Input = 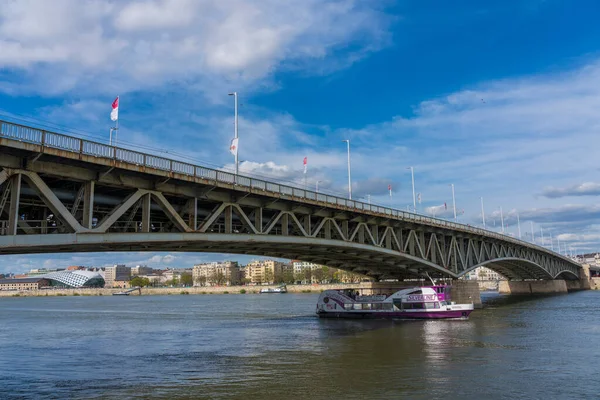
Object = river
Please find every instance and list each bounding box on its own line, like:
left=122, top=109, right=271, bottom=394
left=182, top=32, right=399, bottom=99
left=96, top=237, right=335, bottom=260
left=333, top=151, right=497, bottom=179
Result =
left=0, top=291, right=598, bottom=399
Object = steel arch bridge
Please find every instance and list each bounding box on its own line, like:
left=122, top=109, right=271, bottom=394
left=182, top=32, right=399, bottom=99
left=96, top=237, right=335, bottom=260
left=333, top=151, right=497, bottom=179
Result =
left=0, top=120, right=581, bottom=281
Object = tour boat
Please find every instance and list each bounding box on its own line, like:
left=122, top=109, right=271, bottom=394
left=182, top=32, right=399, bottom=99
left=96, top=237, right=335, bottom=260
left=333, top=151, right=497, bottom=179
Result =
left=316, top=286, right=474, bottom=319
left=260, top=285, right=287, bottom=294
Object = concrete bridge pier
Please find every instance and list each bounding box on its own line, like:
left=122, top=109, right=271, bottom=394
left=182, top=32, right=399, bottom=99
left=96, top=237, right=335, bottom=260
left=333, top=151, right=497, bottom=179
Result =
left=451, top=280, right=482, bottom=309
left=498, top=266, right=592, bottom=295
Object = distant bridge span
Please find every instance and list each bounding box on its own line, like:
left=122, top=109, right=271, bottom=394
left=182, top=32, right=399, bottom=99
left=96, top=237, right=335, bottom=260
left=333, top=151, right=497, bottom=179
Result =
left=0, top=120, right=581, bottom=281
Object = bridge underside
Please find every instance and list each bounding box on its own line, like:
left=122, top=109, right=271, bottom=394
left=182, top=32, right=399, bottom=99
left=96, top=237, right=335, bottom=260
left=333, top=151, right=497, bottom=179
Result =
left=0, top=233, right=580, bottom=281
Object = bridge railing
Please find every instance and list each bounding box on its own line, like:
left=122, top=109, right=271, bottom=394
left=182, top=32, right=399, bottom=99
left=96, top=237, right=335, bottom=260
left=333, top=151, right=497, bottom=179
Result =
left=0, top=119, right=571, bottom=260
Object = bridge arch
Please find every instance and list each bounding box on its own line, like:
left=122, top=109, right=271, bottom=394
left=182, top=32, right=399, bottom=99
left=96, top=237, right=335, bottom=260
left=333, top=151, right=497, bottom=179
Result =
left=0, top=232, right=461, bottom=280
left=554, top=270, right=580, bottom=280
left=458, top=258, right=555, bottom=281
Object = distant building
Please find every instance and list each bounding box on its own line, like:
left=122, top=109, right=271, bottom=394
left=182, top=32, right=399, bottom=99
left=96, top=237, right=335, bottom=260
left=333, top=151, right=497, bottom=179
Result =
left=43, top=270, right=105, bottom=288
left=246, top=260, right=284, bottom=284
left=27, top=268, right=61, bottom=276
left=464, top=266, right=505, bottom=281
left=131, top=265, right=153, bottom=276
left=292, top=261, right=327, bottom=283
left=104, top=265, right=131, bottom=288
left=193, top=261, right=240, bottom=286
left=0, top=278, right=50, bottom=291
left=66, top=266, right=86, bottom=271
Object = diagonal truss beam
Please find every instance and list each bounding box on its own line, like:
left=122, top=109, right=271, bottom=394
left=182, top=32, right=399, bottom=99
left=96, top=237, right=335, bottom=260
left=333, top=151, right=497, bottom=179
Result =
left=94, top=189, right=148, bottom=233
left=20, top=171, right=85, bottom=233
left=151, top=192, right=192, bottom=232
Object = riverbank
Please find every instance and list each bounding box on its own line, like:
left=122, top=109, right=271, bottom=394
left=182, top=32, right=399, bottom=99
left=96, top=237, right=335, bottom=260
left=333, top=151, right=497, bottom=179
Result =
left=0, top=283, right=375, bottom=297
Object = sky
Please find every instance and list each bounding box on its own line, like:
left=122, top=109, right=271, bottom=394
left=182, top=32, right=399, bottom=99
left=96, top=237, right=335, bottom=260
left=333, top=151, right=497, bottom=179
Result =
left=1, top=0, right=600, bottom=273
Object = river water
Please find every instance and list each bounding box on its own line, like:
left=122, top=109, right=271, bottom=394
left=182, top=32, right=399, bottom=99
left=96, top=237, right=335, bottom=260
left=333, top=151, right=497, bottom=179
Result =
left=0, top=291, right=599, bottom=399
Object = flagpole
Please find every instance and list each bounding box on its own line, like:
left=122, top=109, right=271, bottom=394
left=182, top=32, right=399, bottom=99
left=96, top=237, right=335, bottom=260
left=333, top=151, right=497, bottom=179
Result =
left=450, top=184, right=457, bottom=222
left=342, top=140, right=352, bottom=199
left=228, top=92, right=239, bottom=176
left=517, top=212, right=521, bottom=239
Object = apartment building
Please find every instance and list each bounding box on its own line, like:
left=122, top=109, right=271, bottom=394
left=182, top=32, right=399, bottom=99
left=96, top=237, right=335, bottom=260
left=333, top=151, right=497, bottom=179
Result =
left=104, top=264, right=131, bottom=288
left=245, top=260, right=284, bottom=284
left=192, top=261, right=240, bottom=286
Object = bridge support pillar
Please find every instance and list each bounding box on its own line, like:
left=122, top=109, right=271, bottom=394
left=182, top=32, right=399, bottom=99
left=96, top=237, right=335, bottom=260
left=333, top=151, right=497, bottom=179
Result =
left=255, top=208, right=263, bottom=233
left=498, top=280, right=568, bottom=295
left=451, top=280, right=482, bottom=308
left=7, top=173, right=21, bottom=236
left=578, top=264, right=592, bottom=290
left=141, top=193, right=151, bottom=233
left=82, top=181, right=95, bottom=229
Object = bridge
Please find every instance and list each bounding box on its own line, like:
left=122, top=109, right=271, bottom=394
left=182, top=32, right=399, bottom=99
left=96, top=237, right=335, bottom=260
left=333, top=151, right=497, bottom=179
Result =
left=0, top=119, right=581, bottom=282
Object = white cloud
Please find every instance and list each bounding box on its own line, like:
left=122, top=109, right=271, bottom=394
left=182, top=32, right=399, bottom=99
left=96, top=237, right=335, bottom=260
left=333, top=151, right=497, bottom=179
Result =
left=0, top=0, right=391, bottom=96
left=541, top=182, right=600, bottom=199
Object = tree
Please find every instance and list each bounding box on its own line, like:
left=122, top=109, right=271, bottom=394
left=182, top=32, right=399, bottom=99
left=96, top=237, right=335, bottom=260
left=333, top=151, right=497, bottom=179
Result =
left=165, top=277, right=179, bottom=287
left=281, top=270, right=295, bottom=284
left=264, top=269, right=274, bottom=284
left=196, top=275, right=207, bottom=287
left=313, top=267, right=324, bottom=284
left=180, top=272, right=193, bottom=287
left=130, top=276, right=151, bottom=287
left=210, top=270, right=227, bottom=286
left=303, top=268, right=312, bottom=284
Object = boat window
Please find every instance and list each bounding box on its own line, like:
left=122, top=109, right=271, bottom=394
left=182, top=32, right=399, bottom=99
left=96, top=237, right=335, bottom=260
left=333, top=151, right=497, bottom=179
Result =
left=382, top=303, right=393, bottom=310
left=362, top=303, right=372, bottom=310
left=372, top=303, right=383, bottom=310
left=344, top=303, right=352, bottom=310
left=352, top=304, right=362, bottom=310
left=402, top=303, right=411, bottom=310
left=412, top=303, right=424, bottom=309
left=424, top=302, right=440, bottom=309
left=408, top=290, right=422, bottom=295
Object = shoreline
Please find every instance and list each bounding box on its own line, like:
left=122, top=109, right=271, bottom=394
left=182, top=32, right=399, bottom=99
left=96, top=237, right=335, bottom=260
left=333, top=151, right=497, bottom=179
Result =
left=0, top=283, right=371, bottom=297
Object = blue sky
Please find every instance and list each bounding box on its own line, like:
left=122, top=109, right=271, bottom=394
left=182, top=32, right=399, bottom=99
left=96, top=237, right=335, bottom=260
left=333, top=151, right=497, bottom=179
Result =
left=1, top=0, right=600, bottom=273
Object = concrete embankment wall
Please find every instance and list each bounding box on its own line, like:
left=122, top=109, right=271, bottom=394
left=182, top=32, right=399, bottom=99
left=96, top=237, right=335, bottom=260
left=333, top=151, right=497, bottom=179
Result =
left=591, top=277, right=600, bottom=290
left=451, top=280, right=482, bottom=308
left=498, top=280, right=568, bottom=295
left=0, top=283, right=375, bottom=298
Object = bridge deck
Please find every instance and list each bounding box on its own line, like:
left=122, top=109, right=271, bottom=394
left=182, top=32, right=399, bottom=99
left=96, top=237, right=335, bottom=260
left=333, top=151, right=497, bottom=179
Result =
left=0, top=119, right=581, bottom=280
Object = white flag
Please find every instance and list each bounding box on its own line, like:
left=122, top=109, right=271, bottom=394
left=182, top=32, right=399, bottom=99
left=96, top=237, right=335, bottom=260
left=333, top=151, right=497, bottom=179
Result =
left=417, top=193, right=422, bottom=203
left=110, top=96, right=119, bottom=121
left=229, top=138, right=239, bottom=156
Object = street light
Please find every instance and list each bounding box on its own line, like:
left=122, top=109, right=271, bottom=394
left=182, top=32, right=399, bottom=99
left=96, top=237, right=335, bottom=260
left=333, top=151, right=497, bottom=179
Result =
left=499, top=206, right=505, bottom=234
left=480, top=197, right=486, bottom=228
left=316, top=180, right=322, bottom=193
left=228, top=92, right=239, bottom=176
left=449, top=184, right=457, bottom=222
left=407, top=167, right=416, bottom=213
left=342, top=139, right=352, bottom=199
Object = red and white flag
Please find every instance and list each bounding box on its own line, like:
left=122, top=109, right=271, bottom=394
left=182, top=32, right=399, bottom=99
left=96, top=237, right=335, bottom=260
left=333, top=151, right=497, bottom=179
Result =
left=303, top=157, right=307, bottom=174
left=229, top=138, right=239, bottom=156
left=110, top=96, right=119, bottom=121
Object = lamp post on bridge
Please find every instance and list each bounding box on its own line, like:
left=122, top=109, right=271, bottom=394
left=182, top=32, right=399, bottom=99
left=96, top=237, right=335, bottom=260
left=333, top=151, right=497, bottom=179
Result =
left=499, top=206, right=505, bottom=234
left=316, top=180, right=321, bottom=193
left=342, top=139, right=352, bottom=200
left=480, top=197, right=486, bottom=229
left=407, top=167, right=416, bottom=213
